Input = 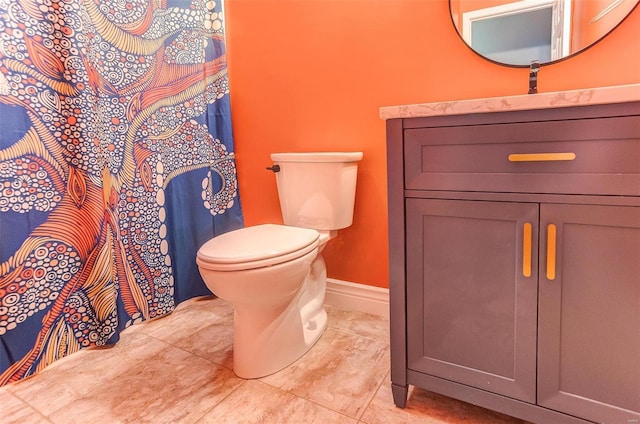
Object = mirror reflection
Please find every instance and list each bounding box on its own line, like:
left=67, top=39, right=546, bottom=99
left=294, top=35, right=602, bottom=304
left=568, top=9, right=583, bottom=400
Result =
left=450, top=0, right=639, bottom=66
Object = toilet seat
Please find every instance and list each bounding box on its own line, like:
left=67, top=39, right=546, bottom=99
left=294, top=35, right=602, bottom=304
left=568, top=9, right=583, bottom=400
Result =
left=196, top=224, right=320, bottom=271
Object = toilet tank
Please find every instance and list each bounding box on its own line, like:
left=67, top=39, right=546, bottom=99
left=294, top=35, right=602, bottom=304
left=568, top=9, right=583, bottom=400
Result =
left=270, top=152, right=363, bottom=230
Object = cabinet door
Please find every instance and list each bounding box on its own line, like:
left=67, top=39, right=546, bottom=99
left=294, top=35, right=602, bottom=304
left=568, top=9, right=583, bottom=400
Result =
left=538, top=204, right=640, bottom=423
left=406, top=199, right=539, bottom=402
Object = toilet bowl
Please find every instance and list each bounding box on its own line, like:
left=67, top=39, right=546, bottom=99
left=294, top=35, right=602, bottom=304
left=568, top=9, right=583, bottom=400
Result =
left=196, top=152, right=362, bottom=379
left=197, top=224, right=332, bottom=378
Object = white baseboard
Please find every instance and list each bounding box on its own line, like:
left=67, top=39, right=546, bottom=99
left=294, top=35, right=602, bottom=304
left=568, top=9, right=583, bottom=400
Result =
left=324, top=278, right=389, bottom=319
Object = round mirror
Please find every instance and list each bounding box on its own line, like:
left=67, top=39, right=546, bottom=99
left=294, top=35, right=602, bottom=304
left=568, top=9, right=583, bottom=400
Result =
left=450, top=0, right=639, bottom=67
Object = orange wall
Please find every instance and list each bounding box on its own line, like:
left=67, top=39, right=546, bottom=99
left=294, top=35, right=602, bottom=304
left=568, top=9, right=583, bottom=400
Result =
left=571, top=0, right=639, bottom=52
left=224, top=0, right=640, bottom=289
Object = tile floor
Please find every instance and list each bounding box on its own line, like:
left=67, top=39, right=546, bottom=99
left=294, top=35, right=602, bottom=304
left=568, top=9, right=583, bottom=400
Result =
left=0, top=296, right=529, bottom=423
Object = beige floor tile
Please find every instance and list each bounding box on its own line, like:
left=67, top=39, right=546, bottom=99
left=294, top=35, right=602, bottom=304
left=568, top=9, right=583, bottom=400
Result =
left=0, top=388, right=51, bottom=424
left=46, top=344, right=243, bottom=424
left=197, top=379, right=357, bottom=424
left=8, top=332, right=170, bottom=415
left=259, top=327, right=389, bottom=420
left=2, top=296, right=535, bottom=424
left=325, top=306, right=390, bottom=343
left=164, top=317, right=235, bottom=369
left=360, top=374, right=529, bottom=424
left=130, top=296, right=233, bottom=337
left=141, top=298, right=235, bottom=369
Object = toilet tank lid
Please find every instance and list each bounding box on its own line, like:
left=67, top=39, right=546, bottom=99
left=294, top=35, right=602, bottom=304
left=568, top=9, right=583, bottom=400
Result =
left=270, top=152, right=363, bottom=163
left=197, top=224, right=319, bottom=264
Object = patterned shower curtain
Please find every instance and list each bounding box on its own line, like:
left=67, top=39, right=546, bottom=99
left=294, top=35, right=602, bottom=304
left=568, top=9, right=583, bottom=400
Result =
left=0, top=0, right=243, bottom=386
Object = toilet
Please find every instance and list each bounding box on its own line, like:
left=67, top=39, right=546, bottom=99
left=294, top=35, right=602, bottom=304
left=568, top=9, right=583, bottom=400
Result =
left=196, top=151, right=363, bottom=379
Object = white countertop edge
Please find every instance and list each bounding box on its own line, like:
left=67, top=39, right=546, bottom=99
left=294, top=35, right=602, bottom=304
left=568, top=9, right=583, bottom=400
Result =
left=379, top=84, right=640, bottom=120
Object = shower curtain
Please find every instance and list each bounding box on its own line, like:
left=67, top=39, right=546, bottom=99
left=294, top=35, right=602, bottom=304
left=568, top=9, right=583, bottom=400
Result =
left=0, top=0, right=243, bottom=386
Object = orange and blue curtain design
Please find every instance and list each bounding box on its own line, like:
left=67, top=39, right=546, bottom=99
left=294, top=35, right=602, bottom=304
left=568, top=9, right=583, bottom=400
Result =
left=0, top=0, right=242, bottom=385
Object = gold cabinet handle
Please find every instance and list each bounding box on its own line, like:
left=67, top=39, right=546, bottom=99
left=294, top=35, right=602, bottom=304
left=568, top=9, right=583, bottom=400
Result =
left=546, top=224, right=557, bottom=280
left=523, top=223, right=532, bottom=278
left=508, top=153, right=576, bottom=162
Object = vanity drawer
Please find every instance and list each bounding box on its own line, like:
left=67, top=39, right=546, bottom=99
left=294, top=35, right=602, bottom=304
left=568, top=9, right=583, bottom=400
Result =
left=404, top=115, right=640, bottom=196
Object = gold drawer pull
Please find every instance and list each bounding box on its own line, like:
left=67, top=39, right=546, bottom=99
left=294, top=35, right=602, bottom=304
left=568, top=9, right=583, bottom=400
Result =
left=546, top=224, right=557, bottom=281
left=522, top=223, right=532, bottom=278
left=508, top=153, right=576, bottom=162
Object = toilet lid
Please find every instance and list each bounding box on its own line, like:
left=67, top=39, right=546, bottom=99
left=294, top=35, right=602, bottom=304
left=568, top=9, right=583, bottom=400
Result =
left=197, top=224, right=319, bottom=265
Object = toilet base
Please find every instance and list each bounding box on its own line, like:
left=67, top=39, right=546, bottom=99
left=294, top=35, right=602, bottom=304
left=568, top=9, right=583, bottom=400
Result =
left=232, top=299, right=327, bottom=379
left=231, top=253, right=329, bottom=379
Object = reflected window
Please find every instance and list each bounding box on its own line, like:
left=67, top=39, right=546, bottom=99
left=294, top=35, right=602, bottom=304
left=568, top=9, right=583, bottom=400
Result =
left=471, top=6, right=554, bottom=63
left=461, top=0, right=569, bottom=66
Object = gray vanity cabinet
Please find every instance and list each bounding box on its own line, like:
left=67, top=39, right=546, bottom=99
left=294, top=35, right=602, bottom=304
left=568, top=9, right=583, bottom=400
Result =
left=537, top=203, right=640, bottom=423
left=406, top=198, right=539, bottom=403
left=386, top=101, right=640, bottom=424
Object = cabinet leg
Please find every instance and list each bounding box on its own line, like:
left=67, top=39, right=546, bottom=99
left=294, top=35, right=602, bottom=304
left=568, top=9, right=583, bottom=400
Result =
left=391, top=382, right=408, bottom=408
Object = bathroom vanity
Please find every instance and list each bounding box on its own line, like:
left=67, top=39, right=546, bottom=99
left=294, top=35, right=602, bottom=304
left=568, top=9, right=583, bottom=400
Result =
left=383, top=85, right=640, bottom=424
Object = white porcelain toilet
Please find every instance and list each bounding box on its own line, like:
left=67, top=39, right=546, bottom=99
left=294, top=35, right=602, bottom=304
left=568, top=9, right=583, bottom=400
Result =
left=196, top=151, right=363, bottom=379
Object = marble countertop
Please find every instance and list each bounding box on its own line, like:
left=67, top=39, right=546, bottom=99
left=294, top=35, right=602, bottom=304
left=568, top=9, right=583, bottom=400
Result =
left=379, top=84, right=640, bottom=120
